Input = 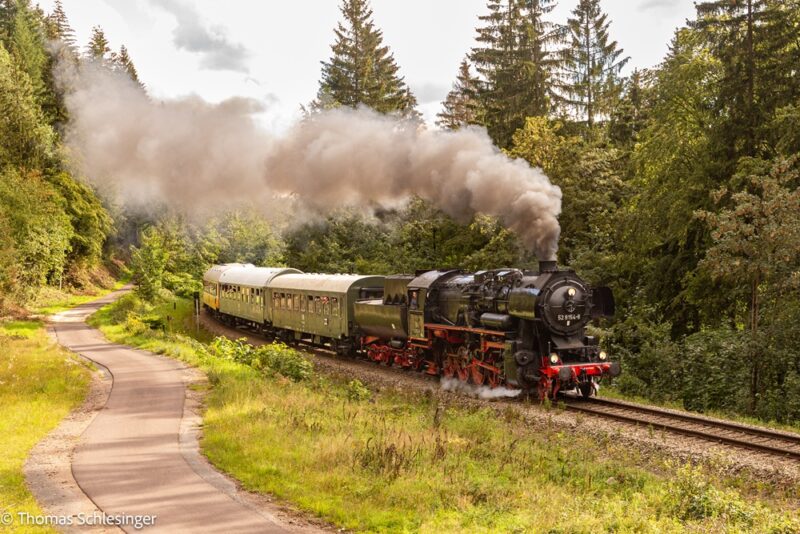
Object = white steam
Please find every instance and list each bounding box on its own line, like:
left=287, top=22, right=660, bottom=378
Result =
left=60, top=62, right=562, bottom=259
left=440, top=377, right=522, bottom=400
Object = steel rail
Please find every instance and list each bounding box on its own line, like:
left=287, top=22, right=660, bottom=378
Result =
left=588, top=397, right=800, bottom=446
left=565, top=400, right=800, bottom=461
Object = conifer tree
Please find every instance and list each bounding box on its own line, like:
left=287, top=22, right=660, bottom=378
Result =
left=436, top=59, right=482, bottom=130
left=316, top=0, right=417, bottom=116
left=45, top=0, right=76, bottom=50
left=691, top=0, right=790, bottom=160
left=560, top=0, right=628, bottom=128
left=471, top=0, right=561, bottom=148
left=116, top=45, right=143, bottom=87
left=86, top=25, right=111, bottom=62
left=4, top=0, right=48, bottom=104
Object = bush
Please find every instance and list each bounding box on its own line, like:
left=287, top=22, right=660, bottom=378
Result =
left=346, top=379, right=371, bottom=401
left=666, top=464, right=753, bottom=526
left=251, top=343, right=313, bottom=382
left=207, top=336, right=312, bottom=381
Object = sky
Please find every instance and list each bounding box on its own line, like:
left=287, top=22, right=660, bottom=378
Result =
left=38, top=0, right=697, bottom=132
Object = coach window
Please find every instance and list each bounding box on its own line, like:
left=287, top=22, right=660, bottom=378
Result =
left=314, top=296, right=321, bottom=314
left=300, top=295, right=307, bottom=312
left=331, top=297, right=339, bottom=317
left=308, top=295, right=314, bottom=313
left=322, top=296, right=330, bottom=316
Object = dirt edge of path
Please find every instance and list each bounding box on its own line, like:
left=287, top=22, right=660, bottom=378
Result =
left=22, top=324, right=120, bottom=533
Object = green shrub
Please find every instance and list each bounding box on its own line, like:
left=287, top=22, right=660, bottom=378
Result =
left=251, top=342, right=313, bottom=382
left=124, top=313, right=148, bottom=336
left=346, top=379, right=371, bottom=401
left=666, top=464, right=754, bottom=526
left=207, top=337, right=312, bottom=381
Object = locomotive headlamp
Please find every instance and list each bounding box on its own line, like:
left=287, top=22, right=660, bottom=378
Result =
left=549, top=353, right=560, bottom=364
left=598, top=351, right=608, bottom=361
left=567, top=287, right=576, bottom=297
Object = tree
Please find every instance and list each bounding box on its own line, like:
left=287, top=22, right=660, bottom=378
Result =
left=315, top=0, right=417, bottom=116
left=696, top=157, right=800, bottom=411
left=4, top=0, right=48, bottom=106
left=130, top=226, right=169, bottom=302
left=470, top=0, right=561, bottom=147
left=45, top=0, right=76, bottom=51
left=691, top=0, right=793, bottom=163
left=0, top=42, right=54, bottom=168
left=0, top=167, right=73, bottom=301
left=86, top=25, right=111, bottom=62
left=607, top=68, right=650, bottom=148
left=559, top=0, right=628, bottom=128
left=436, top=59, right=482, bottom=129
left=116, top=45, right=143, bottom=87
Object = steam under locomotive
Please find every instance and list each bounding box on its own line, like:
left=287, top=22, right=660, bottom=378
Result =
left=202, top=261, right=619, bottom=399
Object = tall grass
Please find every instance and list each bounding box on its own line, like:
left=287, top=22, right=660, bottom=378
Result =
left=0, top=321, right=90, bottom=533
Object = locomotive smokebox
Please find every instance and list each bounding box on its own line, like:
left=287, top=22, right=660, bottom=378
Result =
left=538, top=260, right=557, bottom=273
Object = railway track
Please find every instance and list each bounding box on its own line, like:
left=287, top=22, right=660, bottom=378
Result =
left=566, top=396, right=800, bottom=461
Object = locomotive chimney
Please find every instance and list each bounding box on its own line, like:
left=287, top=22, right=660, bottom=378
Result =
left=538, top=260, right=557, bottom=273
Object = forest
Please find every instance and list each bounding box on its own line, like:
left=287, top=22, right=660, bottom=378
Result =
left=1, top=0, right=799, bottom=425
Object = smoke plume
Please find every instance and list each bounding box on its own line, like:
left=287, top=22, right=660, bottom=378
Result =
left=61, top=63, right=562, bottom=259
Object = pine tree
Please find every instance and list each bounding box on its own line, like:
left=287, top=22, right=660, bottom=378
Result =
left=560, top=0, right=628, bottom=128
left=45, top=0, right=76, bottom=50
left=4, top=0, right=48, bottom=104
left=690, top=0, right=795, bottom=160
left=316, top=0, right=417, bottom=116
left=0, top=42, right=54, bottom=169
left=470, top=0, right=561, bottom=148
left=86, top=25, right=111, bottom=62
left=436, top=59, right=482, bottom=130
left=116, top=44, right=143, bottom=87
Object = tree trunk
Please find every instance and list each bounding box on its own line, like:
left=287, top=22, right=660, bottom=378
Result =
left=749, top=271, right=760, bottom=413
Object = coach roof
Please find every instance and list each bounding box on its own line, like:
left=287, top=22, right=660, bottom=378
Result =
left=217, top=266, right=302, bottom=287
left=267, top=273, right=384, bottom=293
left=202, top=263, right=252, bottom=284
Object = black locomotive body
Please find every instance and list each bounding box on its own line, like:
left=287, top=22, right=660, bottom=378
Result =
left=353, top=261, right=619, bottom=399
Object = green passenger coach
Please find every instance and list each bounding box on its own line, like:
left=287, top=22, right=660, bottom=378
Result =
left=266, top=274, right=384, bottom=351
left=217, top=266, right=301, bottom=324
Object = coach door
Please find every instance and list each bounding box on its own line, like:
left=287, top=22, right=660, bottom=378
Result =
left=408, top=289, right=425, bottom=339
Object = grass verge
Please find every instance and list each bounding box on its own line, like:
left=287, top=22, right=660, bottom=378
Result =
left=30, top=277, right=128, bottom=316
left=89, top=293, right=800, bottom=533
left=0, top=321, right=91, bottom=533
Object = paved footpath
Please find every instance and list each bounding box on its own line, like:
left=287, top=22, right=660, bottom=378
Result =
left=50, top=289, right=288, bottom=533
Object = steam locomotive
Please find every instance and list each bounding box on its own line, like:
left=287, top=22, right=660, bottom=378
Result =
left=202, top=261, right=619, bottom=399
